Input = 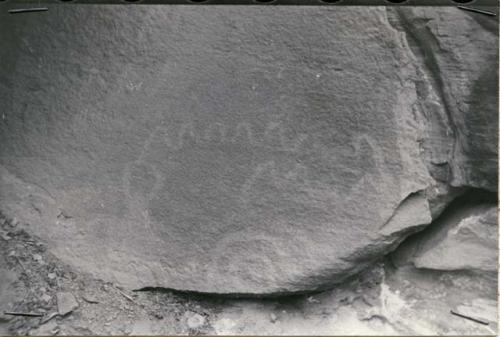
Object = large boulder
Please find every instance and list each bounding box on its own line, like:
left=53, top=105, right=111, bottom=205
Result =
left=0, top=5, right=497, bottom=294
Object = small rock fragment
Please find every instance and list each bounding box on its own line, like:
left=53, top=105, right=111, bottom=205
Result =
left=307, top=296, right=320, bottom=304
left=41, top=294, right=52, bottom=302
left=269, top=313, right=278, bottom=323
left=0, top=231, right=11, bottom=241
left=33, top=254, right=43, bottom=262
left=56, top=292, right=79, bottom=316
left=48, top=272, right=57, bottom=280
left=153, top=312, right=163, bottom=320
left=185, top=311, right=206, bottom=330
left=31, top=319, right=59, bottom=335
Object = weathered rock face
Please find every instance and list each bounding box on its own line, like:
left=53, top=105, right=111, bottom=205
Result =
left=392, top=191, right=498, bottom=273
left=387, top=7, right=499, bottom=191
left=0, top=6, right=497, bottom=294
left=414, top=206, right=497, bottom=272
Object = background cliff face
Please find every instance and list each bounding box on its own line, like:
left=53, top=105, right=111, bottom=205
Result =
left=0, top=5, right=497, bottom=296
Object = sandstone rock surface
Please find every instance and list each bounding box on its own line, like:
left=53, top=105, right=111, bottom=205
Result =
left=413, top=205, right=497, bottom=272
left=394, top=194, right=498, bottom=273
left=387, top=7, right=498, bottom=191
left=0, top=6, right=497, bottom=294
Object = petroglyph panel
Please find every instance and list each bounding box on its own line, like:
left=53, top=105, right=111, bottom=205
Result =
left=4, top=6, right=490, bottom=294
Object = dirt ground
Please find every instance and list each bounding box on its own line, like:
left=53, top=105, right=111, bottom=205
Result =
left=0, top=211, right=497, bottom=336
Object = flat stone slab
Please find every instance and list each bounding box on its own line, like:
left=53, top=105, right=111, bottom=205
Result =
left=414, top=204, right=497, bottom=272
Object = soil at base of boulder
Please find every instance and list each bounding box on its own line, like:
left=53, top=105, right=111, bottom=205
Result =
left=0, top=209, right=497, bottom=335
